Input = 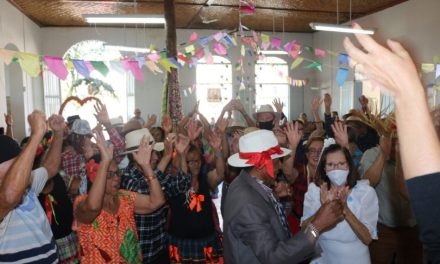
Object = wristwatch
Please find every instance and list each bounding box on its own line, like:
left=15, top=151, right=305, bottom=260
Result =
left=304, top=223, right=320, bottom=243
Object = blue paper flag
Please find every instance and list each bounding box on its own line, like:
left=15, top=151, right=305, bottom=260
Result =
left=71, top=59, right=90, bottom=78
left=436, top=64, right=440, bottom=79
left=338, top=53, right=349, bottom=65
left=336, top=68, right=349, bottom=86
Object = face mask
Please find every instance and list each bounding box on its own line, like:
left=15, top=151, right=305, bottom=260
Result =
left=327, top=169, right=349, bottom=186
left=258, top=121, right=274, bottom=130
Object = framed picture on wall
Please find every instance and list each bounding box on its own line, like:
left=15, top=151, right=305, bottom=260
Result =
left=207, top=88, right=222, bottom=102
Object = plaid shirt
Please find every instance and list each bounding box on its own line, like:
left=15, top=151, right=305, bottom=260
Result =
left=121, top=163, right=191, bottom=263
left=61, top=127, right=125, bottom=198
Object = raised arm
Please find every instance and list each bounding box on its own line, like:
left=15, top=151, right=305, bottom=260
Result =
left=233, top=99, right=255, bottom=127
left=41, top=115, right=65, bottom=179
left=323, top=93, right=335, bottom=137
left=0, top=111, right=46, bottom=221
left=157, top=136, right=174, bottom=173
left=4, top=113, right=13, bottom=138
left=74, top=130, right=113, bottom=224
left=133, top=136, right=166, bottom=214
left=144, top=114, right=157, bottom=129
left=360, top=136, right=391, bottom=187
left=311, top=96, right=324, bottom=131
left=283, top=121, right=303, bottom=183
left=272, top=98, right=284, bottom=128
left=207, top=132, right=225, bottom=190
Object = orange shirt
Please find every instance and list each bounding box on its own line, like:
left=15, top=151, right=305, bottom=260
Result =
left=74, top=191, right=142, bottom=264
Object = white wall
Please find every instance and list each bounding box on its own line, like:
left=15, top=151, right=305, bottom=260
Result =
left=0, top=1, right=42, bottom=141
left=40, top=27, right=316, bottom=121
left=313, top=0, right=440, bottom=114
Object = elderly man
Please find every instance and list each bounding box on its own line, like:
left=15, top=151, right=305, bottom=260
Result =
left=224, top=129, right=344, bottom=264
left=130, top=108, right=145, bottom=127
left=0, top=111, right=64, bottom=263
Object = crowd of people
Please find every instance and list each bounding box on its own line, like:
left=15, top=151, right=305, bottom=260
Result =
left=1, top=23, right=439, bottom=264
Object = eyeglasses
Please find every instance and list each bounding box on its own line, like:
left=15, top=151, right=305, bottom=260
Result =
left=107, top=170, right=121, bottom=178
left=325, top=161, right=348, bottom=170
left=307, top=148, right=322, bottom=154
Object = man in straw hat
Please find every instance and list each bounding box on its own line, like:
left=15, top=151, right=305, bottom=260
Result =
left=223, top=129, right=344, bottom=264
left=120, top=128, right=192, bottom=264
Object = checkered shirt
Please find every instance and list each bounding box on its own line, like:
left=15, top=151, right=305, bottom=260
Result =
left=121, top=163, right=191, bottom=263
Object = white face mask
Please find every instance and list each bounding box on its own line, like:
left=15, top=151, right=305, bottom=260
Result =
left=327, top=169, right=349, bottom=186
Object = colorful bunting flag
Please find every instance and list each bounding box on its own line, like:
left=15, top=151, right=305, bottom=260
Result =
left=44, top=56, right=68, bottom=80
left=189, top=32, right=198, bottom=43
left=422, top=63, right=435, bottom=74
left=291, top=57, right=304, bottom=69
left=314, top=48, right=326, bottom=58
left=18, top=52, right=41, bottom=77
left=72, top=59, right=90, bottom=77
left=336, top=68, right=349, bottom=86
left=305, top=61, right=322, bottom=72
left=128, top=60, right=144, bottom=80
left=271, top=37, right=281, bottom=49
left=338, top=53, right=350, bottom=65
left=0, top=48, right=17, bottom=65
left=145, top=60, right=163, bottom=75
left=90, top=61, right=109, bottom=76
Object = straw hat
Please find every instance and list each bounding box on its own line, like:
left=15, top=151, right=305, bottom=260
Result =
left=122, top=128, right=164, bottom=155
left=252, top=104, right=281, bottom=120
left=70, top=119, right=92, bottom=136
left=109, top=116, right=124, bottom=128
left=228, top=129, right=290, bottom=168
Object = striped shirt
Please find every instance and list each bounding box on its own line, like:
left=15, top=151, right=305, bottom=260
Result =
left=0, top=167, right=58, bottom=263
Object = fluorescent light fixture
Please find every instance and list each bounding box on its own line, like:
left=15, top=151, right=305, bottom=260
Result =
left=83, top=14, right=165, bottom=24
left=105, top=45, right=151, bottom=53
left=310, top=23, right=375, bottom=35
left=261, top=50, right=288, bottom=55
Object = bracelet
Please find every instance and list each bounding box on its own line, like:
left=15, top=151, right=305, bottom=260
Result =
left=308, top=223, right=320, bottom=238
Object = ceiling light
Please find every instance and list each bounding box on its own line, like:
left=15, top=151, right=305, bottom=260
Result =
left=310, top=23, right=375, bottom=35
left=261, top=50, right=288, bottom=55
left=83, top=14, right=165, bottom=24
left=105, top=45, right=151, bottom=53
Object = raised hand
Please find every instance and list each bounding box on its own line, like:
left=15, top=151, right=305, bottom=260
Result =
left=379, top=135, right=392, bottom=161
left=175, top=134, right=190, bottom=154
left=311, top=96, right=322, bottom=113
left=272, top=98, right=284, bottom=113
left=273, top=127, right=287, bottom=146
left=132, top=135, right=153, bottom=167
left=324, top=93, right=332, bottom=109
left=48, top=114, right=66, bottom=133
left=187, top=119, right=203, bottom=141
left=145, top=114, right=157, bottom=128
left=28, top=111, right=47, bottom=138
left=216, top=118, right=229, bottom=134
left=343, top=22, right=420, bottom=98
left=320, top=182, right=338, bottom=205
left=284, top=121, right=303, bottom=149
left=274, top=181, right=292, bottom=198
left=233, top=99, right=245, bottom=112
left=208, top=132, right=222, bottom=151
left=191, top=101, right=200, bottom=116
left=94, top=101, right=110, bottom=126
left=4, top=113, right=13, bottom=126
left=161, top=114, right=173, bottom=134
left=331, top=121, right=349, bottom=148
left=94, top=129, right=113, bottom=162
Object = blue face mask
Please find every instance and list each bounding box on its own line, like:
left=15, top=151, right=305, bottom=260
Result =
left=327, top=169, right=349, bottom=186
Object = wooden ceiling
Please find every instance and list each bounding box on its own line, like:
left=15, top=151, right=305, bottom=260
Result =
left=9, top=0, right=407, bottom=33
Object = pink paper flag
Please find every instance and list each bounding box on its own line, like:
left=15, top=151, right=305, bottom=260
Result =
left=195, top=48, right=205, bottom=59
left=0, top=48, right=17, bottom=65
left=44, top=56, right=68, bottom=80
left=147, top=53, right=161, bottom=63
left=284, top=41, right=294, bottom=53
left=315, top=48, right=326, bottom=58
left=189, top=32, right=198, bottom=43
left=85, top=61, right=95, bottom=73
left=128, top=60, right=144, bottom=80
left=120, top=59, right=131, bottom=71
left=214, top=32, right=224, bottom=42
left=205, top=52, right=214, bottom=64
left=271, top=37, right=281, bottom=49
left=252, top=31, right=259, bottom=42
left=213, top=43, right=227, bottom=55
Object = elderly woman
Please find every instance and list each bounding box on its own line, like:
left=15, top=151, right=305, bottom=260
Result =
left=301, top=144, right=379, bottom=264
left=74, top=131, right=165, bottom=263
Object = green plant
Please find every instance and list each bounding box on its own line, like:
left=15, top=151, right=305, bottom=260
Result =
left=69, top=77, right=116, bottom=98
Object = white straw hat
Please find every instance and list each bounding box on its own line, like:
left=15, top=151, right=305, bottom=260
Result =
left=227, top=129, right=290, bottom=168
left=252, top=104, right=281, bottom=120
left=122, top=128, right=164, bottom=155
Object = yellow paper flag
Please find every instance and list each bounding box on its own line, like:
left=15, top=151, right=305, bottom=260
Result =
left=19, top=52, right=41, bottom=77
left=261, top=33, right=270, bottom=44
left=326, top=50, right=339, bottom=57
left=0, top=48, right=17, bottom=65
left=421, top=63, right=435, bottom=74
left=185, top=45, right=195, bottom=54
left=158, top=58, right=177, bottom=72
left=291, top=57, right=304, bottom=69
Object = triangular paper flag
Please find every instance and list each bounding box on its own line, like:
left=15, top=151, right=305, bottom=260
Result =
left=327, top=50, right=339, bottom=57
left=314, top=48, right=326, bottom=58
left=436, top=64, right=440, bottom=79
left=185, top=45, right=195, bottom=54
left=433, top=56, right=440, bottom=64
left=128, top=60, right=144, bottom=80
left=305, top=61, right=322, bottom=72
left=189, top=32, right=198, bottom=43
left=90, top=61, right=109, bottom=76
left=18, top=52, right=41, bottom=77
left=147, top=53, right=161, bottom=63
left=158, top=58, right=177, bottom=72
left=271, top=37, right=282, bottom=49
left=214, top=32, right=225, bottom=42
left=109, top=61, right=125, bottom=74
left=72, top=59, right=90, bottom=77
left=291, top=57, right=304, bottom=69
left=421, top=63, right=435, bottom=74
left=145, top=60, right=163, bottom=75
left=336, top=68, right=349, bottom=86
left=0, top=48, right=17, bottom=65
left=213, top=43, right=227, bottom=55
left=44, top=56, right=68, bottom=80
left=338, top=53, right=350, bottom=65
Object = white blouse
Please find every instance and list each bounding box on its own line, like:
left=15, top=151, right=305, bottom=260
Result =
left=301, top=180, right=379, bottom=264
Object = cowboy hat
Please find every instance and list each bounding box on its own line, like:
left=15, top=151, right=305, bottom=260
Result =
left=252, top=104, right=281, bottom=120
left=122, top=128, right=164, bottom=155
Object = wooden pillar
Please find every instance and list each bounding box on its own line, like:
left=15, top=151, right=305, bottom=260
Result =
left=162, top=0, right=183, bottom=126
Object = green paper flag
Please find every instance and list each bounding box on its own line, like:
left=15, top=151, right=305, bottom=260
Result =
left=305, top=61, right=322, bottom=72
left=291, top=57, right=304, bottom=69
left=159, top=58, right=177, bottom=72
left=18, top=52, right=41, bottom=77
left=91, top=61, right=109, bottom=76
left=304, top=46, right=314, bottom=53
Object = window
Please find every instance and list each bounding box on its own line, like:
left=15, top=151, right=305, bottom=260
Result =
left=47, top=40, right=135, bottom=128
left=255, top=57, right=289, bottom=119
left=196, top=56, right=232, bottom=121
left=340, top=81, right=354, bottom=116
